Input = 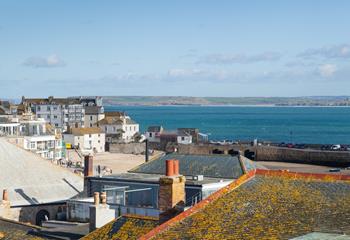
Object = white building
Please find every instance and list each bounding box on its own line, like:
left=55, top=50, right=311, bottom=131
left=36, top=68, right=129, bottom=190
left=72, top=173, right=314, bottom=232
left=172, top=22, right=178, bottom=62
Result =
left=2, top=115, right=65, bottom=160
left=22, top=96, right=85, bottom=131
left=145, top=126, right=163, bottom=143
left=97, top=112, right=139, bottom=143
left=63, top=127, right=105, bottom=154
left=21, top=135, right=63, bottom=160
left=84, top=106, right=105, bottom=128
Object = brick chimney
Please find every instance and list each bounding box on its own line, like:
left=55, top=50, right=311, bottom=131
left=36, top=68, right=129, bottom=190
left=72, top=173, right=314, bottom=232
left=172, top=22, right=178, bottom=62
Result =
left=89, top=191, right=114, bottom=232
left=158, top=159, right=186, bottom=223
left=84, top=155, right=93, bottom=177
left=2, top=189, right=8, bottom=202
left=84, top=155, right=94, bottom=197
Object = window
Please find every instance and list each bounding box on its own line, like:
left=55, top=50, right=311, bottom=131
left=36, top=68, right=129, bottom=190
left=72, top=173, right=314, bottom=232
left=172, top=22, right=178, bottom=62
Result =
left=37, top=114, right=41, bottom=118
left=98, top=140, right=100, bottom=143
left=181, top=137, right=185, bottom=141
left=90, top=116, right=93, bottom=121
left=89, top=134, right=92, bottom=138
left=30, top=142, right=35, bottom=149
left=53, top=106, right=57, bottom=110
left=47, top=115, right=51, bottom=119
left=149, top=132, right=153, bottom=137
left=47, top=106, right=51, bottom=111
left=98, top=134, right=100, bottom=137
left=90, top=123, right=92, bottom=127
left=134, top=126, right=136, bottom=131
left=37, top=106, right=41, bottom=111
left=55, top=123, right=58, bottom=127
left=54, top=115, right=57, bottom=119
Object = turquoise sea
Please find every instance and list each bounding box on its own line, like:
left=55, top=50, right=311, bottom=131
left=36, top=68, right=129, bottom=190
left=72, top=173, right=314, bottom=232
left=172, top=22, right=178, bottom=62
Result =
left=105, top=106, right=350, bottom=144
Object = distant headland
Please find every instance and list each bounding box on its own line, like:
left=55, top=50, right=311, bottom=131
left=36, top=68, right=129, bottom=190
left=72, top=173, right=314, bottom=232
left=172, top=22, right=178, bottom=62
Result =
left=103, top=96, right=350, bottom=107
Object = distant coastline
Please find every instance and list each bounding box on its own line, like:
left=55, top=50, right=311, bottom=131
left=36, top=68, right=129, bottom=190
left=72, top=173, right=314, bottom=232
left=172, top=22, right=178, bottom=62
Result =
left=103, top=96, right=350, bottom=107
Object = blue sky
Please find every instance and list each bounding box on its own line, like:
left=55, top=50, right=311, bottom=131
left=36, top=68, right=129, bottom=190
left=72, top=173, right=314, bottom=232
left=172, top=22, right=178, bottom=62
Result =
left=1, top=0, right=350, bottom=98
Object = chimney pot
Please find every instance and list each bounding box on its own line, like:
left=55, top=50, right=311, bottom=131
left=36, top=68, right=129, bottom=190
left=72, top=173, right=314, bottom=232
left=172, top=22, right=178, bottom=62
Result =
left=166, top=160, right=174, bottom=176
left=93, top=192, right=100, bottom=205
left=2, top=189, right=8, bottom=202
left=173, top=160, right=179, bottom=175
left=100, top=192, right=107, bottom=204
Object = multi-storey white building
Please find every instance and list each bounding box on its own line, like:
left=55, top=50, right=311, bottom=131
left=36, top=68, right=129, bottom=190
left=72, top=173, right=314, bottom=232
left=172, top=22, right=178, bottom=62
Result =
left=63, top=127, right=105, bottom=153
left=1, top=114, right=64, bottom=160
left=22, top=96, right=85, bottom=132
left=97, top=112, right=139, bottom=143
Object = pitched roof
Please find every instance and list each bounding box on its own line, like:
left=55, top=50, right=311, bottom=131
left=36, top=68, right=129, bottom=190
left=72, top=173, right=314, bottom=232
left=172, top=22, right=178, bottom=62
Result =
left=81, top=215, right=158, bottom=240
left=104, top=111, right=126, bottom=117
left=142, top=170, right=350, bottom=239
left=147, top=126, right=162, bottom=132
left=23, top=97, right=80, bottom=105
left=129, top=153, right=245, bottom=179
left=84, top=106, right=103, bottom=115
left=0, top=138, right=83, bottom=206
left=0, top=217, right=50, bottom=239
left=71, top=127, right=102, bottom=136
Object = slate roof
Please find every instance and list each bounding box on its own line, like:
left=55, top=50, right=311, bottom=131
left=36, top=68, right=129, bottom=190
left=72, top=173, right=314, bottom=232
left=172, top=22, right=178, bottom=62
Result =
left=23, top=97, right=80, bottom=105
left=0, top=217, right=50, bottom=239
left=81, top=215, right=158, bottom=240
left=84, top=106, right=103, bottom=115
left=71, top=127, right=102, bottom=136
left=144, top=171, right=350, bottom=240
left=147, top=126, right=162, bottom=132
left=0, top=138, right=83, bottom=206
left=129, top=153, right=245, bottom=179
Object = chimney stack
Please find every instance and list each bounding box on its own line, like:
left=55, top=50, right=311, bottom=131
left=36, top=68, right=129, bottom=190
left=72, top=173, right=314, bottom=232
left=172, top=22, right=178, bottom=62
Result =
left=2, top=189, right=8, bottom=202
left=84, top=155, right=93, bottom=177
left=158, top=159, right=186, bottom=223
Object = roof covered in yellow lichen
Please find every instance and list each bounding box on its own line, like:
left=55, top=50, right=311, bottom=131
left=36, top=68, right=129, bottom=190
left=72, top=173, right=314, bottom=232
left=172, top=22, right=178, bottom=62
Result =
left=81, top=215, right=158, bottom=240
left=147, top=174, right=350, bottom=239
left=0, top=217, right=49, bottom=240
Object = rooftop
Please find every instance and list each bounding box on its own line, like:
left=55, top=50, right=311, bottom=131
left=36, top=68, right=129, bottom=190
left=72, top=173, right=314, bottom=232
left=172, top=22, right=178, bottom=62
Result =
left=129, top=153, right=246, bottom=179
left=22, top=97, right=81, bottom=105
left=92, top=172, right=232, bottom=186
left=81, top=215, right=158, bottom=240
left=0, top=217, right=49, bottom=239
left=143, top=170, right=350, bottom=239
left=147, top=126, right=163, bottom=132
left=84, top=106, right=103, bottom=115
left=71, top=127, right=102, bottom=136
left=0, top=138, right=83, bottom=206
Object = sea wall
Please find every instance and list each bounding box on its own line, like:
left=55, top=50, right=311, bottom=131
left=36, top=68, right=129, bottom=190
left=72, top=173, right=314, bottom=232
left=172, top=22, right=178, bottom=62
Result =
left=109, top=142, right=145, bottom=155
left=255, top=146, right=350, bottom=167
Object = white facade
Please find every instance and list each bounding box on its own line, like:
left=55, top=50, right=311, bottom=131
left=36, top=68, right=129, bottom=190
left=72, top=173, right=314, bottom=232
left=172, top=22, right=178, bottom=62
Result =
left=145, top=131, right=161, bottom=143
left=63, top=130, right=105, bottom=153
left=22, top=135, right=63, bottom=160
left=99, top=115, right=139, bottom=143
left=177, top=135, right=192, bottom=145
left=84, top=112, right=105, bottom=128
left=35, top=104, right=84, bottom=131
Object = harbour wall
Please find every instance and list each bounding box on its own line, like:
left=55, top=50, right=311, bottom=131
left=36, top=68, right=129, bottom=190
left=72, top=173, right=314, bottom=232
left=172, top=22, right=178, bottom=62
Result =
left=177, top=144, right=350, bottom=167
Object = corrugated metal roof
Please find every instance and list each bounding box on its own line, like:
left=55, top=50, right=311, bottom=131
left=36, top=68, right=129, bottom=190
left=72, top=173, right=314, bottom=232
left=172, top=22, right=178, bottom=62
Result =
left=129, top=153, right=244, bottom=179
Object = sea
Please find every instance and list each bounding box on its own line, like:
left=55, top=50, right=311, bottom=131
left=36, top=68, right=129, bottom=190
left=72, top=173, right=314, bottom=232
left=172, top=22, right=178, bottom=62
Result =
left=105, top=105, right=350, bottom=144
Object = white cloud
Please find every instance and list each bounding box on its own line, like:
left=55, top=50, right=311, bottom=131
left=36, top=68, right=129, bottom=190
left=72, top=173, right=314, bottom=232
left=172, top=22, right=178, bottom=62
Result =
left=23, top=54, right=66, bottom=68
left=197, top=51, right=282, bottom=64
left=298, top=44, right=350, bottom=59
left=318, top=64, right=337, bottom=77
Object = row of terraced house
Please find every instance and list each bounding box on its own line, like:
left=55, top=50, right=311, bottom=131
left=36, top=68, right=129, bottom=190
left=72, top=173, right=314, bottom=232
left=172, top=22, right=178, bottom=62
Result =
left=0, top=96, right=140, bottom=158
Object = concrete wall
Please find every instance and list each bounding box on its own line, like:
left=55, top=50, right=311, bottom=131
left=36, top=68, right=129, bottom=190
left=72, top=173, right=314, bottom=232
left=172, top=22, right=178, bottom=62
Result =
left=255, top=146, right=350, bottom=167
left=0, top=202, right=66, bottom=225
left=109, top=142, right=145, bottom=154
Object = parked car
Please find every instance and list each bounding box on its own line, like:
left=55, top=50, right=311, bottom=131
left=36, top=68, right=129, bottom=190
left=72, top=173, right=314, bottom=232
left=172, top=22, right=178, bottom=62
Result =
left=294, top=144, right=306, bottom=149
left=331, top=144, right=341, bottom=150
left=287, top=143, right=295, bottom=148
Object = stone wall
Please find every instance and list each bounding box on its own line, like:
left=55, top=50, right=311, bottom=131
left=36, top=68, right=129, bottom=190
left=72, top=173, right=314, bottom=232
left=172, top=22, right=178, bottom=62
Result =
left=0, top=202, right=65, bottom=225
left=255, top=146, right=350, bottom=167
left=109, top=142, right=145, bottom=154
